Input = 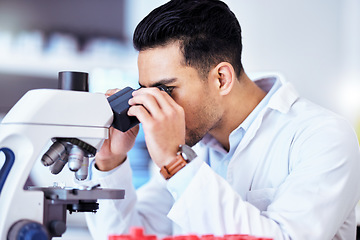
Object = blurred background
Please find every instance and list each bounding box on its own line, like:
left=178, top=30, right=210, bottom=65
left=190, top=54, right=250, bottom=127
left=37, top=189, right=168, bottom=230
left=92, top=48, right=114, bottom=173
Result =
left=0, top=0, right=359, bottom=125
left=0, top=0, right=359, bottom=239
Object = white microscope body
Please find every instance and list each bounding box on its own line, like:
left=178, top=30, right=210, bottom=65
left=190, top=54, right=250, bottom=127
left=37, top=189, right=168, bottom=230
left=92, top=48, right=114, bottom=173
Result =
left=0, top=89, right=122, bottom=239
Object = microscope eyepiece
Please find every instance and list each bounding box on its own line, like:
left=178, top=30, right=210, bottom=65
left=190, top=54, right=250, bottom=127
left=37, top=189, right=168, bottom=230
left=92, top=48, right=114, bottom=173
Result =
left=108, top=85, right=172, bottom=132
left=58, top=71, right=89, bottom=92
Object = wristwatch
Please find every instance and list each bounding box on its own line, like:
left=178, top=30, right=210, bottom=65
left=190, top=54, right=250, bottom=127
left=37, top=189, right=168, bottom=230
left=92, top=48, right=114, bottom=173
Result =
left=160, top=144, right=197, bottom=180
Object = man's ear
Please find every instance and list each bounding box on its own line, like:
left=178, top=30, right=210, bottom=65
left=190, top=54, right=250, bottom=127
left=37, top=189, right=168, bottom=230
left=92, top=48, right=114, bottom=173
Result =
left=211, top=62, right=235, bottom=96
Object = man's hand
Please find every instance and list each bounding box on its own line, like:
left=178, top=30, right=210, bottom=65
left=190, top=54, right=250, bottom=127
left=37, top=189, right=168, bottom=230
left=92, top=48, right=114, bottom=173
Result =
left=128, top=87, right=185, bottom=168
left=95, top=89, right=139, bottom=171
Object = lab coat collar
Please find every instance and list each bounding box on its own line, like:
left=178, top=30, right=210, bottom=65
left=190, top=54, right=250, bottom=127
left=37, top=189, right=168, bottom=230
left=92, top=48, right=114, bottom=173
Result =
left=199, top=73, right=299, bottom=148
left=252, top=73, right=299, bottom=114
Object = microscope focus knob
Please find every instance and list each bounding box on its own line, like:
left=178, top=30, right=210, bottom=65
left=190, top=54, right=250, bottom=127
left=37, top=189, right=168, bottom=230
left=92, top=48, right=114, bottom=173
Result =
left=49, top=220, right=67, bottom=236
left=7, top=220, right=49, bottom=240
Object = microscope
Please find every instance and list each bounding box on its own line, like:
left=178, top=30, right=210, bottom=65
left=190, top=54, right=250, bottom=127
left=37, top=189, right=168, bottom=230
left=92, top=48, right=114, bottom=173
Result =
left=0, top=71, right=148, bottom=240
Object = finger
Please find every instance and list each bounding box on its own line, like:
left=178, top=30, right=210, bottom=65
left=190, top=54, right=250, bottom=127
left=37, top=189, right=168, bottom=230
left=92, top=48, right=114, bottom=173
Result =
left=131, top=88, right=184, bottom=125
left=105, top=88, right=121, bottom=97
left=128, top=105, right=153, bottom=125
left=128, top=93, right=163, bottom=117
left=133, top=87, right=177, bottom=111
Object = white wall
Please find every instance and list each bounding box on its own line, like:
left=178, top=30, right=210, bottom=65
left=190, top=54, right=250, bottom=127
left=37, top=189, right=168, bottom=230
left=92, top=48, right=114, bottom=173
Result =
left=224, top=0, right=360, bottom=124
left=337, top=0, right=360, bottom=124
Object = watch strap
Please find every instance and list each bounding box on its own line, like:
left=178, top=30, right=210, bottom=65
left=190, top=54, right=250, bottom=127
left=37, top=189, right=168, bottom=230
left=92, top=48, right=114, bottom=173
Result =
left=160, top=154, right=188, bottom=180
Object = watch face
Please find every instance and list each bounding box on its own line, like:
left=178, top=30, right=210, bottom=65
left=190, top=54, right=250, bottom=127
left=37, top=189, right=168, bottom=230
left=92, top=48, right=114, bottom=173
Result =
left=179, top=144, right=197, bottom=161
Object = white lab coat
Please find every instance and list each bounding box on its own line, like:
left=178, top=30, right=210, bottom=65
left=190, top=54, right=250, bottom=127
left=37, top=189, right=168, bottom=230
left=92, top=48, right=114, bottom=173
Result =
left=84, top=75, right=360, bottom=240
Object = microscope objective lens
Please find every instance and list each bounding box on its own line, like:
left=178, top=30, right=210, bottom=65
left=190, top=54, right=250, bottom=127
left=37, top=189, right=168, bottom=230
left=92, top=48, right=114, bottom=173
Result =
left=50, top=153, right=68, bottom=175
left=75, top=156, right=89, bottom=180
left=68, top=145, right=85, bottom=171
left=41, top=141, right=67, bottom=166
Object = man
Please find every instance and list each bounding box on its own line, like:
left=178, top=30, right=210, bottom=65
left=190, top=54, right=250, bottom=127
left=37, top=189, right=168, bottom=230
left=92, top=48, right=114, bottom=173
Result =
left=84, top=0, right=360, bottom=239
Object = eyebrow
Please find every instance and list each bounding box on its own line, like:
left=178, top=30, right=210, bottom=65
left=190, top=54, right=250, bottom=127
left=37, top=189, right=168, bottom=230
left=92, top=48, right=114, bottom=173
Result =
left=139, top=78, right=177, bottom=88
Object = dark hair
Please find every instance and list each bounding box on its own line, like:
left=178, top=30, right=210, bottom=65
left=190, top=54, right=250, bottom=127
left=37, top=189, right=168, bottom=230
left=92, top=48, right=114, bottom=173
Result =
left=133, top=0, right=243, bottom=79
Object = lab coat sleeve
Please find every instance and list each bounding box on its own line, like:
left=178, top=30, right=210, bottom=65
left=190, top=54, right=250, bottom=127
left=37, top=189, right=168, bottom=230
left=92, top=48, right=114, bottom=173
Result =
left=168, top=163, right=287, bottom=238
left=85, top=159, right=174, bottom=240
left=167, top=117, right=360, bottom=240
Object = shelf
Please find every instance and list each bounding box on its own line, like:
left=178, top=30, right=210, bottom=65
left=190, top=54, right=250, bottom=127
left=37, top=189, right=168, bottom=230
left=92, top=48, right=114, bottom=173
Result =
left=0, top=51, right=138, bottom=78
left=0, top=51, right=139, bottom=113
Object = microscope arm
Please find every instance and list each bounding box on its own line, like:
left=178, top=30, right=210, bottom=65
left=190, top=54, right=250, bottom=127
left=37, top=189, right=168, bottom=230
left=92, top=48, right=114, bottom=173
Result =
left=0, top=89, right=123, bottom=239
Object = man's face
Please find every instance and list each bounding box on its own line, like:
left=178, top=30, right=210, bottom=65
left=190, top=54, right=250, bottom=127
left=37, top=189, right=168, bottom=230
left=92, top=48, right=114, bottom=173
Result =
left=137, top=42, right=223, bottom=146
